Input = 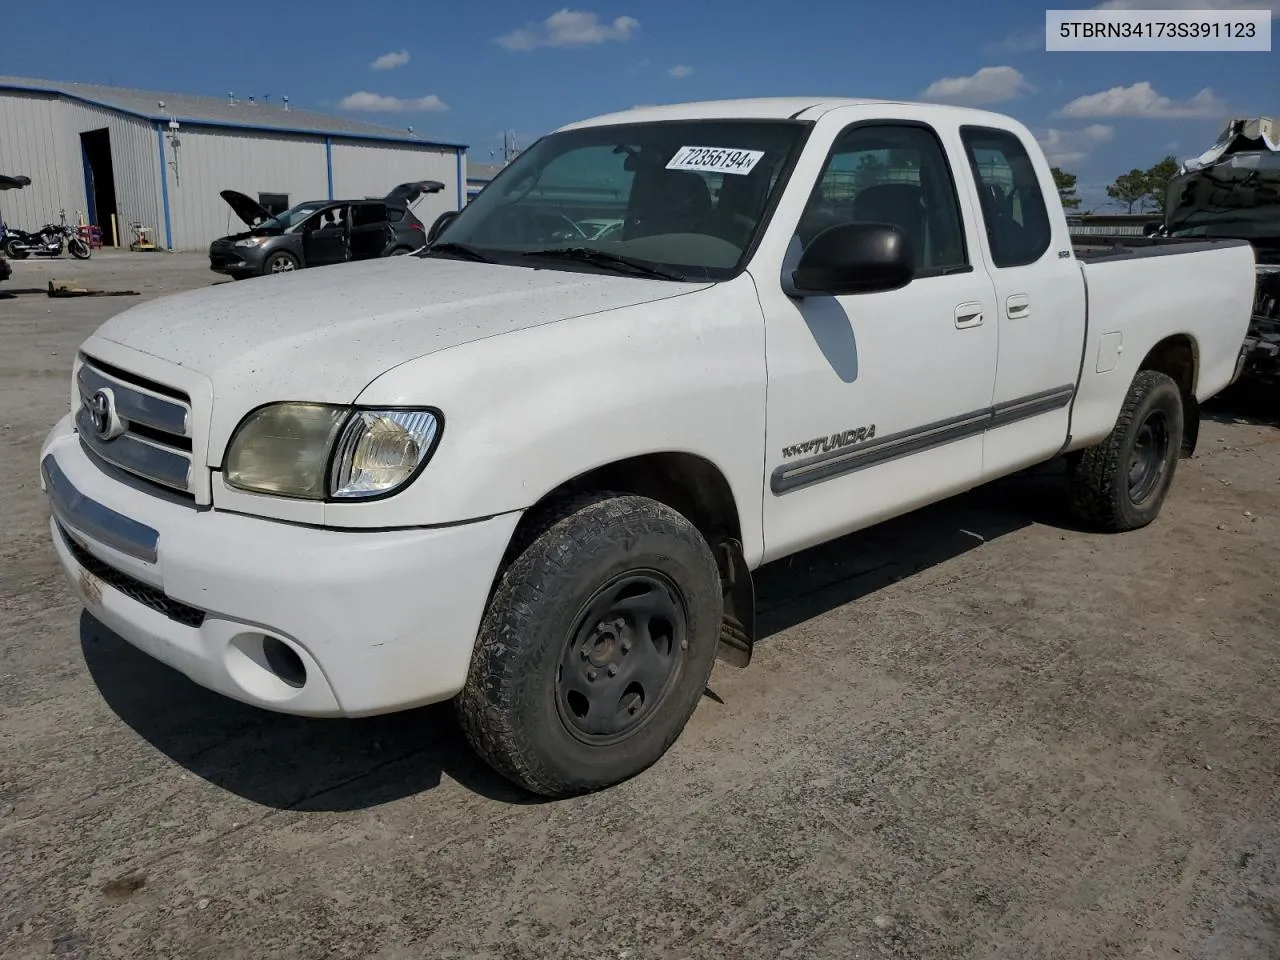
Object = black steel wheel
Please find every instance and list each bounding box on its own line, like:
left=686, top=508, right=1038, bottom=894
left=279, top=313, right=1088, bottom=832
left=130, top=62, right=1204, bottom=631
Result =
left=556, top=570, right=689, bottom=744
left=457, top=493, right=723, bottom=798
left=1068, top=369, right=1184, bottom=531
left=1126, top=408, right=1170, bottom=506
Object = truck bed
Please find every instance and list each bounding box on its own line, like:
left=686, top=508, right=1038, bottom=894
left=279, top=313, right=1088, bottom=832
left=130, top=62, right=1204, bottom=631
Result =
left=1066, top=238, right=1256, bottom=453
left=1072, top=236, right=1250, bottom=262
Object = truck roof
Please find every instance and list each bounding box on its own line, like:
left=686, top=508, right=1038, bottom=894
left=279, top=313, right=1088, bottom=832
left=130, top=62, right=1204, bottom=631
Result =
left=557, top=97, right=1022, bottom=131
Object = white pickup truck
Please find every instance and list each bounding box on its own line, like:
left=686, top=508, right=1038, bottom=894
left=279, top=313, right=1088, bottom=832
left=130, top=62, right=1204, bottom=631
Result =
left=40, top=98, right=1256, bottom=797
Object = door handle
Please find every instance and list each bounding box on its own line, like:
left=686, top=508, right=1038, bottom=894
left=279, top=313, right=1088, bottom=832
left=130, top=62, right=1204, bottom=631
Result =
left=1006, top=294, right=1031, bottom=319
left=954, top=302, right=984, bottom=329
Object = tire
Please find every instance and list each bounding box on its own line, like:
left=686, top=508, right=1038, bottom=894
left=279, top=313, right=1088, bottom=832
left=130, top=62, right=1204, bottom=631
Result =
left=3, top=238, right=27, bottom=259
left=1067, top=369, right=1184, bottom=532
left=389, top=246, right=412, bottom=256
left=262, top=251, right=299, bottom=275
left=456, top=493, right=724, bottom=798
left=69, top=238, right=91, bottom=260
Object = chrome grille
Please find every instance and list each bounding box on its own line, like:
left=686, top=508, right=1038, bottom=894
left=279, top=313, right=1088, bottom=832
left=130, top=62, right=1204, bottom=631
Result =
left=75, top=356, right=195, bottom=496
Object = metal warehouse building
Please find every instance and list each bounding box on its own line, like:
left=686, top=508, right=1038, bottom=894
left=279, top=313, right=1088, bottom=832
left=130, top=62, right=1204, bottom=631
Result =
left=0, top=76, right=467, bottom=252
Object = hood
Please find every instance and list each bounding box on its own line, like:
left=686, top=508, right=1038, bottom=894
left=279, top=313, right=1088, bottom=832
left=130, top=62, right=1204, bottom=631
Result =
left=385, top=180, right=444, bottom=207
left=1165, top=117, right=1280, bottom=239
left=220, top=189, right=271, bottom=227
left=0, top=174, right=31, bottom=191
left=90, top=256, right=710, bottom=460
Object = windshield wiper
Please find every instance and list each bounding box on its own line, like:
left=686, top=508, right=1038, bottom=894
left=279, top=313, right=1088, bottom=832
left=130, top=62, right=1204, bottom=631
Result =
left=421, top=241, right=495, bottom=263
left=520, top=247, right=686, bottom=280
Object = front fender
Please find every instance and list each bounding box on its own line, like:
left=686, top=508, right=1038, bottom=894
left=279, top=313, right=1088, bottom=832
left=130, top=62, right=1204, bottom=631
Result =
left=329, top=273, right=769, bottom=567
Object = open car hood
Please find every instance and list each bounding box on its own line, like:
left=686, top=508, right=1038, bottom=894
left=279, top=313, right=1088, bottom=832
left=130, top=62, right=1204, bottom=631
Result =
left=0, top=174, right=32, bottom=191
left=1165, top=117, right=1280, bottom=238
left=384, top=180, right=444, bottom=207
left=219, top=189, right=272, bottom=227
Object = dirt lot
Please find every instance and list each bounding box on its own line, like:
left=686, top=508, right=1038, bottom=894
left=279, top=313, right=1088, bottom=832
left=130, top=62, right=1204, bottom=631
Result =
left=1, top=252, right=1277, bottom=960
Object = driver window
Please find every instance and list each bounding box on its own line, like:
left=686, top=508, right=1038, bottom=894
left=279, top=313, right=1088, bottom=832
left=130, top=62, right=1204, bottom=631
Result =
left=796, top=123, right=969, bottom=277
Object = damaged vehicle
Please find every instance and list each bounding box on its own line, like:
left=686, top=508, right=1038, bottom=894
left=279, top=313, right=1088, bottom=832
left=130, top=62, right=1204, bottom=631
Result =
left=208, top=180, right=445, bottom=279
left=1157, top=117, right=1280, bottom=383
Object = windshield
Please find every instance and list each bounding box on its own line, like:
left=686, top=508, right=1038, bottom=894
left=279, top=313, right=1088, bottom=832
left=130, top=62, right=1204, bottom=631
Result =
left=432, top=119, right=810, bottom=280
left=260, top=202, right=329, bottom=232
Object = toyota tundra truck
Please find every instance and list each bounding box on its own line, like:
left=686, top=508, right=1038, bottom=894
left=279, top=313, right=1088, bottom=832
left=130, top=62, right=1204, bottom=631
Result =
left=39, top=98, right=1256, bottom=798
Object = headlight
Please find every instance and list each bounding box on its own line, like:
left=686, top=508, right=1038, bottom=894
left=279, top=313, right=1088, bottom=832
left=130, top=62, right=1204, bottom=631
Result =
left=234, top=237, right=268, bottom=248
left=223, top=403, right=441, bottom=500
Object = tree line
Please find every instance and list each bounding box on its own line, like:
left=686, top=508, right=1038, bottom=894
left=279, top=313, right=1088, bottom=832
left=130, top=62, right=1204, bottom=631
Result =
left=1051, top=157, right=1180, bottom=216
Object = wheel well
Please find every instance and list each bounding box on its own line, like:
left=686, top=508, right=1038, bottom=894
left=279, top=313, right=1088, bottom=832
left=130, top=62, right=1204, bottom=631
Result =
left=1139, top=334, right=1199, bottom=457
left=501, top=453, right=756, bottom=667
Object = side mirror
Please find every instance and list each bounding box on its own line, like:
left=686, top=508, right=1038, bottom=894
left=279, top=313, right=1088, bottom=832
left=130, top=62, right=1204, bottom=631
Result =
left=790, top=222, right=913, bottom=297
left=427, top=209, right=459, bottom=243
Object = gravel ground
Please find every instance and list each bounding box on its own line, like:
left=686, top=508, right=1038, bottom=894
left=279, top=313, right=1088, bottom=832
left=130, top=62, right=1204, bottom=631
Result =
left=1, top=252, right=1277, bottom=960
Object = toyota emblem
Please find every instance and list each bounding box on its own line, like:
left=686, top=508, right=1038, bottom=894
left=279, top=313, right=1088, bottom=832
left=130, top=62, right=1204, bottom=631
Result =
left=84, top=388, right=125, bottom=441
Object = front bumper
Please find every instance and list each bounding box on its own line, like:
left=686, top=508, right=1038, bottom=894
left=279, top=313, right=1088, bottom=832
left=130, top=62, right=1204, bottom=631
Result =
left=40, top=414, right=520, bottom=717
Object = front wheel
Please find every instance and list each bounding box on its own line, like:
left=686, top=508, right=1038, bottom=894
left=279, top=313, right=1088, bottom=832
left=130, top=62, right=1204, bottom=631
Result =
left=68, top=237, right=91, bottom=259
left=456, top=494, right=724, bottom=798
left=262, top=251, right=299, bottom=275
left=1067, top=369, right=1184, bottom=532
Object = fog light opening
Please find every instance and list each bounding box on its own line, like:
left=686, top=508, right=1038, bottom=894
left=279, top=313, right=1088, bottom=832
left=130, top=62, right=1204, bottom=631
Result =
left=262, top=635, right=307, bottom=689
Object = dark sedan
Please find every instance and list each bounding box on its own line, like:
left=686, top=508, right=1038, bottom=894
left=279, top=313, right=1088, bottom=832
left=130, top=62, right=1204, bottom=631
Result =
left=208, top=180, right=444, bottom=279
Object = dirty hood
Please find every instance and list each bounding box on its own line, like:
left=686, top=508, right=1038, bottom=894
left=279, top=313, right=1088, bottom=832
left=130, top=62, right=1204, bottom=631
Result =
left=90, top=255, right=708, bottom=458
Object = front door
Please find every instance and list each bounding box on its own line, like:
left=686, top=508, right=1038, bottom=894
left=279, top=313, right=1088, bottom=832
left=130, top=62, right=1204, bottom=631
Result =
left=302, top=204, right=349, bottom=267
left=758, top=120, right=1000, bottom=562
left=959, top=126, right=1086, bottom=478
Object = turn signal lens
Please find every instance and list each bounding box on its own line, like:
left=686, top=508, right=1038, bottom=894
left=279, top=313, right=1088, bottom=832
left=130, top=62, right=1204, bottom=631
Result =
left=329, top=410, right=440, bottom=498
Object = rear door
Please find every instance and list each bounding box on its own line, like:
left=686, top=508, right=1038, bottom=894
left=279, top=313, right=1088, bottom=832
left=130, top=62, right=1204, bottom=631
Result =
left=350, top=202, right=392, bottom=260
left=302, top=204, right=349, bottom=267
left=758, top=117, right=1000, bottom=561
left=958, top=126, right=1087, bottom=478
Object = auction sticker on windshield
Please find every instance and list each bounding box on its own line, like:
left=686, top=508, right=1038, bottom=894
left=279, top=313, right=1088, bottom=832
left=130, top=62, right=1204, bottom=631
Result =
left=667, top=146, right=764, bottom=176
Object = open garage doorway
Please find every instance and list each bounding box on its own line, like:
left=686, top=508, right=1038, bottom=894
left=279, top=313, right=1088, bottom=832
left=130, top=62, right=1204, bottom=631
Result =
left=80, top=128, right=118, bottom=246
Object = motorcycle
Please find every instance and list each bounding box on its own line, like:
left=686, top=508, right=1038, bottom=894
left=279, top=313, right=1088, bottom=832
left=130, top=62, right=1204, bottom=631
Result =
left=2, top=210, right=91, bottom=260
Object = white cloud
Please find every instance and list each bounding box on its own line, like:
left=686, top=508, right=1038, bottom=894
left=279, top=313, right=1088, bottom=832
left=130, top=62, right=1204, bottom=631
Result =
left=984, top=29, right=1043, bottom=54
left=1057, top=81, right=1225, bottom=118
left=667, top=64, right=694, bottom=79
left=920, top=66, right=1032, bottom=105
left=1095, top=0, right=1279, bottom=16
left=1036, top=124, right=1115, bottom=166
left=338, top=91, right=448, bottom=112
left=370, top=49, right=410, bottom=70
left=497, top=9, right=639, bottom=50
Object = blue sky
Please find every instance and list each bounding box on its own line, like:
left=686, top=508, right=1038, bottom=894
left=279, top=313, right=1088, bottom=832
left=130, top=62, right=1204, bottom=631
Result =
left=5, top=0, right=1277, bottom=209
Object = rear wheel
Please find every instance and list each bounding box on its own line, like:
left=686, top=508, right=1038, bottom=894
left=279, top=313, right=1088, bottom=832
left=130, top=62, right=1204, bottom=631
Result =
left=456, top=494, right=723, bottom=798
left=2, top=237, right=27, bottom=259
left=263, top=251, right=299, bottom=275
left=1067, top=369, right=1184, bottom=531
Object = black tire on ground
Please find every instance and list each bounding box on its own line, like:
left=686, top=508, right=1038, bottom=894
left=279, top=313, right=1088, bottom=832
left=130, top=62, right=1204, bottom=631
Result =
left=68, top=238, right=91, bottom=260
left=3, top=238, right=27, bottom=259
left=1067, top=369, right=1184, bottom=532
left=389, top=246, right=412, bottom=256
left=456, top=493, right=724, bottom=798
left=262, top=251, right=299, bottom=275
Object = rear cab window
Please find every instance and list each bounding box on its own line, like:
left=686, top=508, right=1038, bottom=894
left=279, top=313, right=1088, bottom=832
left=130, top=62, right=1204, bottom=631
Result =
left=960, top=127, right=1052, bottom=268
